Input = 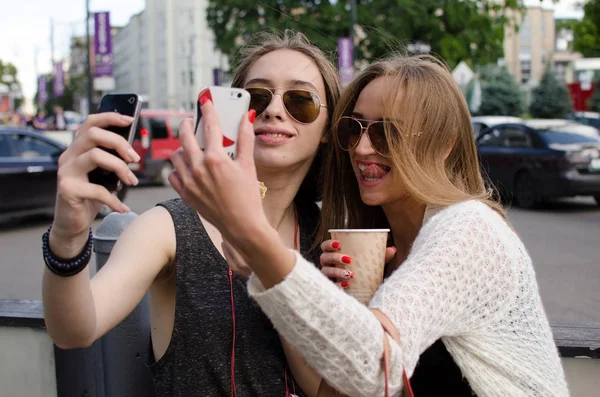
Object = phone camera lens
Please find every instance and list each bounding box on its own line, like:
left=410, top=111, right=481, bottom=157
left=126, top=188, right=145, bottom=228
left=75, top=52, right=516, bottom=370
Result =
left=237, top=93, right=242, bottom=98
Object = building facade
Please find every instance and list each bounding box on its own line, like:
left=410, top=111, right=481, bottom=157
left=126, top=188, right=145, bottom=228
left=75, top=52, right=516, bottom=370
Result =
left=112, top=0, right=224, bottom=110
left=113, top=11, right=148, bottom=105
left=502, top=6, right=556, bottom=86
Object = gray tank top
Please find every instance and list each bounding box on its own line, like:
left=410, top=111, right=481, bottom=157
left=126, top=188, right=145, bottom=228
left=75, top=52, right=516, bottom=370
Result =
left=150, top=198, right=319, bottom=397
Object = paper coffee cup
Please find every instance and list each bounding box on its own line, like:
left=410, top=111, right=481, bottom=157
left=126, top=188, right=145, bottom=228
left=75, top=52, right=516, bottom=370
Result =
left=328, top=229, right=390, bottom=305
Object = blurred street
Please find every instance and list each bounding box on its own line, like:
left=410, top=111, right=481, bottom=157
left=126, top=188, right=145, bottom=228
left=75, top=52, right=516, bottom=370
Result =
left=0, top=186, right=598, bottom=326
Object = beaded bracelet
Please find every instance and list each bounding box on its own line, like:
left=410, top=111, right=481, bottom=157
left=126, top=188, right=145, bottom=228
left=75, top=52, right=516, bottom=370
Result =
left=42, top=225, right=93, bottom=277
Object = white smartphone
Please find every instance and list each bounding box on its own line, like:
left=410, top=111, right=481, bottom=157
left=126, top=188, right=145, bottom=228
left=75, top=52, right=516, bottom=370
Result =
left=193, top=86, right=251, bottom=159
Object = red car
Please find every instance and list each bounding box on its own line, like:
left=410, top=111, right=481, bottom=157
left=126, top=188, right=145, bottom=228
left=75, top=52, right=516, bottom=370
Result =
left=131, top=109, right=192, bottom=186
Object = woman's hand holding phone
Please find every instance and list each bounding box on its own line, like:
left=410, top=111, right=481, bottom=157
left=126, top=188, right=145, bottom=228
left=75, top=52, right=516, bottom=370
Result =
left=49, top=112, right=141, bottom=258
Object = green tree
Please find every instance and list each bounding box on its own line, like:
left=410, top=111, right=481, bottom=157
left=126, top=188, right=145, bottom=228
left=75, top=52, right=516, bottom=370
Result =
left=529, top=67, right=573, bottom=119
left=206, top=0, right=527, bottom=70
left=478, top=67, right=524, bottom=116
left=34, top=74, right=80, bottom=115
left=0, top=59, right=23, bottom=110
left=588, top=83, right=600, bottom=112
left=572, top=0, right=600, bottom=58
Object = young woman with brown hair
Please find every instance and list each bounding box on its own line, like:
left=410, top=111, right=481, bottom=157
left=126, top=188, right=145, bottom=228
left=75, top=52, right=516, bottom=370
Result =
left=169, top=53, right=569, bottom=396
left=41, top=30, right=341, bottom=397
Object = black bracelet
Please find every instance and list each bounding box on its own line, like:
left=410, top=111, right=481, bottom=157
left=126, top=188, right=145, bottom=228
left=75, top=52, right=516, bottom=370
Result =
left=42, top=225, right=93, bottom=277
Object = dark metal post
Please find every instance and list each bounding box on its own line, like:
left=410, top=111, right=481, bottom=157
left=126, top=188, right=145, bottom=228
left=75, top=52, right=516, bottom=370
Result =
left=94, top=212, right=156, bottom=397
left=86, top=0, right=94, bottom=114
left=54, top=342, right=106, bottom=397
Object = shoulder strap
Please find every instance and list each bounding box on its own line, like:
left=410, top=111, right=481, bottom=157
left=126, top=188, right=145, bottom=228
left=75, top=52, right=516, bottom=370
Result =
left=381, top=322, right=414, bottom=397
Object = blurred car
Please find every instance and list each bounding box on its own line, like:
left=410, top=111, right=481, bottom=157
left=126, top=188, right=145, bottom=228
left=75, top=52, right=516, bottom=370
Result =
left=63, top=111, right=85, bottom=132
left=471, top=116, right=523, bottom=138
left=477, top=119, right=600, bottom=208
left=565, top=111, right=600, bottom=132
left=131, top=109, right=192, bottom=186
left=0, top=127, right=126, bottom=220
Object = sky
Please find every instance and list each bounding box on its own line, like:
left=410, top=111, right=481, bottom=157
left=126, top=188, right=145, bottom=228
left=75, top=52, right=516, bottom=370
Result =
left=0, top=0, right=145, bottom=105
left=0, top=0, right=586, bottom=106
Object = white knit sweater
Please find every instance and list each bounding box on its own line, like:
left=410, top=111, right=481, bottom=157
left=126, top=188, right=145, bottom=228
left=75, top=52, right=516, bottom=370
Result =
left=248, top=200, right=569, bottom=397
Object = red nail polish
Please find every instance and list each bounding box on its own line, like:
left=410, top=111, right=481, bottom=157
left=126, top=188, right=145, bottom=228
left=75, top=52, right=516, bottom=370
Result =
left=199, top=89, right=212, bottom=106
left=332, top=241, right=340, bottom=249
left=341, top=281, right=349, bottom=288
left=348, top=271, right=355, bottom=279
left=248, top=109, right=256, bottom=123
left=341, top=256, right=352, bottom=264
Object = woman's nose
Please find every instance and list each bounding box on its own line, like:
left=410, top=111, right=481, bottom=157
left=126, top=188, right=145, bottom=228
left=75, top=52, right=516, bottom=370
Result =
left=353, top=128, right=376, bottom=155
left=262, top=93, right=286, bottom=121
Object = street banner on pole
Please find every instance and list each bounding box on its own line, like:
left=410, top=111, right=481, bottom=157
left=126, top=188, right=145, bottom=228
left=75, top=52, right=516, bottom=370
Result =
left=93, top=12, right=113, bottom=78
left=213, top=68, right=223, bottom=86
left=338, top=37, right=354, bottom=84
left=38, top=75, right=48, bottom=105
left=53, top=61, right=65, bottom=97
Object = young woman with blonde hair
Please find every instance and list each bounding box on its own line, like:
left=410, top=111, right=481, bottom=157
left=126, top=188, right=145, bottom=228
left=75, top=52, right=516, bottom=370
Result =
left=169, top=53, right=569, bottom=396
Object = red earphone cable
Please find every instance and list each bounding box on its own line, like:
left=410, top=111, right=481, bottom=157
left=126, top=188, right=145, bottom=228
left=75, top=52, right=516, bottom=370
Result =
left=229, top=267, right=237, bottom=397
left=229, top=207, right=299, bottom=397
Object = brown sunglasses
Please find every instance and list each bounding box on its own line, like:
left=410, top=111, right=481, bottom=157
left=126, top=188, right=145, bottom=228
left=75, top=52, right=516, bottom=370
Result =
left=246, top=87, right=327, bottom=124
left=335, top=117, right=399, bottom=157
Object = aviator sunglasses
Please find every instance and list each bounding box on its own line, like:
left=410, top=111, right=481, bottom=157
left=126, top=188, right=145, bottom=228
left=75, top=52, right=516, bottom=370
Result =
left=335, top=116, right=400, bottom=157
left=246, top=87, right=327, bottom=124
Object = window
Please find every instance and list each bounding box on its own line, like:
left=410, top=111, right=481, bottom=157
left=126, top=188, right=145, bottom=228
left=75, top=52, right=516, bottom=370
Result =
left=9, top=134, right=62, bottom=158
left=472, top=122, right=486, bottom=137
left=541, top=16, right=545, bottom=36
left=540, top=126, right=600, bottom=145
left=520, top=16, right=531, bottom=42
left=503, top=127, right=531, bottom=148
left=189, top=70, right=194, bottom=86
left=0, top=134, right=11, bottom=157
left=150, top=118, right=169, bottom=139
left=182, top=71, right=186, bottom=86
left=478, top=128, right=505, bottom=147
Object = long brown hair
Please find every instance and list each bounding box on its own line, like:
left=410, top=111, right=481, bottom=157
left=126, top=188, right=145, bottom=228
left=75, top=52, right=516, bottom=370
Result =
left=230, top=30, right=342, bottom=204
left=318, top=54, right=505, bottom=243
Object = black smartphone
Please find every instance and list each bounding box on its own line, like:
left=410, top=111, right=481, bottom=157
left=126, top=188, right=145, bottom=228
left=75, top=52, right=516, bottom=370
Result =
left=88, top=94, right=142, bottom=192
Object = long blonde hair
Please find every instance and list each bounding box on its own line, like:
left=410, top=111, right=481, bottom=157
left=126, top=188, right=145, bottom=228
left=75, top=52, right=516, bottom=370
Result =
left=318, top=54, right=504, bottom=243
